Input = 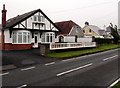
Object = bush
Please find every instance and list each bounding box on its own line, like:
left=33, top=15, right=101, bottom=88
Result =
left=95, top=38, right=113, bottom=44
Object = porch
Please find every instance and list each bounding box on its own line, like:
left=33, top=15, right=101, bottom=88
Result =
left=50, top=42, right=96, bottom=50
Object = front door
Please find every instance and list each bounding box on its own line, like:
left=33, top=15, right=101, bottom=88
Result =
left=33, top=34, right=38, bottom=48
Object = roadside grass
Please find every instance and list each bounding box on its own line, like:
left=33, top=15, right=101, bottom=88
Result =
left=112, top=82, right=120, bottom=88
left=47, top=44, right=120, bottom=59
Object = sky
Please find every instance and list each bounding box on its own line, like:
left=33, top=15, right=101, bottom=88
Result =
left=0, top=0, right=119, bottom=28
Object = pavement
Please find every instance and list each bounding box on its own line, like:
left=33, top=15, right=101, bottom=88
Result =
left=2, top=48, right=120, bottom=87
left=1, top=48, right=60, bottom=70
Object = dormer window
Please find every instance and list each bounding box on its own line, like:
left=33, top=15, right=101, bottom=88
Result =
left=33, top=15, right=45, bottom=23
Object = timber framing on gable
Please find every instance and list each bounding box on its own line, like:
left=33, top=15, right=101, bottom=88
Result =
left=3, top=9, right=60, bottom=32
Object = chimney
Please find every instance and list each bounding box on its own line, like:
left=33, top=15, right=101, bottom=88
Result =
left=85, top=22, right=89, bottom=26
left=2, top=4, right=7, bottom=27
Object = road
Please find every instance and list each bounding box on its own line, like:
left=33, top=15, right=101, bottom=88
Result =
left=2, top=49, right=120, bottom=87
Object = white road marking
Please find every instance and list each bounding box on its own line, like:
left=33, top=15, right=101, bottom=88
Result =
left=62, top=58, right=75, bottom=62
left=17, top=84, right=27, bottom=88
left=103, top=55, right=118, bottom=61
left=0, top=72, right=9, bottom=76
left=57, top=63, right=93, bottom=76
left=45, top=62, right=55, bottom=66
left=21, top=66, right=35, bottom=71
left=62, top=55, right=90, bottom=62
left=108, top=78, right=120, bottom=88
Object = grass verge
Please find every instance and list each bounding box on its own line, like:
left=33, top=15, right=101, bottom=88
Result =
left=47, top=44, right=120, bottom=59
left=112, top=82, right=120, bottom=88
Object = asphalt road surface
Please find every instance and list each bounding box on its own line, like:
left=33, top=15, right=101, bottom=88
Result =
left=2, top=49, right=120, bottom=87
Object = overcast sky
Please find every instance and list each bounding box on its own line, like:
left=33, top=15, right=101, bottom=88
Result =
left=0, top=0, right=119, bottom=28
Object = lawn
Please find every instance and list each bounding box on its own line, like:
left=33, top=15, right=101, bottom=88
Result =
left=112, top=82, right=120, bottom=88
left=47, top=44, right=120, bottom=59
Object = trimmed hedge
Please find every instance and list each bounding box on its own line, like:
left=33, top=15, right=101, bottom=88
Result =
left=95, top=38, right=113, bottom=44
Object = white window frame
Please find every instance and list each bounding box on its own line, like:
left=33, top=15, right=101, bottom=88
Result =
left=41, top=32, right=55, bottom=43
left=12, top=31, right=31, bottom=44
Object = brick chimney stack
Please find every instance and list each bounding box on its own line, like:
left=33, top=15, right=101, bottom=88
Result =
left=2, top=4, right=7, bottom=27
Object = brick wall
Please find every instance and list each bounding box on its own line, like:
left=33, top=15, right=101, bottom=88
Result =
left=0, top=43, right=41, bottom=50
left=4, top=44, right=33, bottom=50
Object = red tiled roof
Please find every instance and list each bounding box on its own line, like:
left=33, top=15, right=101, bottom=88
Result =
left=55, top=20, right=79, bottom=35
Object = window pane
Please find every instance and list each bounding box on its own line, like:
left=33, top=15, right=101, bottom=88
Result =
left=42, top=33, right=45, bottom=42
left=38, top=16, right=41, bottom=22
left=46, top=34, right=49, bottom=42
left=12, top=32, right=17, bottom=43
left=18, top=33, right=22, bottom=43
left=50, top=34, right=53, bottom=42
left=34, top=16, right=37, bottom=21
left=23, top=32, right=27, bottom=43
left=28, top=33, right=30, bottom=43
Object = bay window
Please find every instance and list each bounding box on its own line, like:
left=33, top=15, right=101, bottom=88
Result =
left=41, top=32, right=55, bottom=43
left=12, top=31, right=30, bottom=44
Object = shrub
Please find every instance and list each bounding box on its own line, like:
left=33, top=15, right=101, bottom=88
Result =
left=95, top=38, right=113, bottom=44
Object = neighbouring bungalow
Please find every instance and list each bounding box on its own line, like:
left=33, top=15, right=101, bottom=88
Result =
left=83, top=22, right=107, bottom=38
left=0, top=5, right=60, bottom=50
left=49, top=20, right=96, bottom=50
left=55, top=20, right=93, bottom=43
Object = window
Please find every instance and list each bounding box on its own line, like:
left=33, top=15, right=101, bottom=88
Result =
left=34, top=15, right=45, bottom=23
left=89, top=29, right=92, bottom=33
left=12, top=32, right=30, bottom=44
left=83, top=30, right=85, bottom=33
left=23, top=32, right=27, bottom=43
left=41, top=32, right=55, bottom=43
left=12, top=32, right=17, bottom=43
left=34, top=16, right=37, bottom=21
left=18, top=32, right=22, bottom=43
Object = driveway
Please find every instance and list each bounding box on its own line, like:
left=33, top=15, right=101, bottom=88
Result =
left=2, top=48, right=59, bottom=68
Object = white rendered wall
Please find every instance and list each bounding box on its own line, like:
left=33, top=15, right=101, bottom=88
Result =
left=4, top=29, right=12, bottom=43
left=77, top=37, right=92, bottom=43
left=64, top=36, right=75, bottom=43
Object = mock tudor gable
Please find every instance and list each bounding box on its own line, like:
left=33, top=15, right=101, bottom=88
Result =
left=6, top=9, right=59, bottom=32
left=1, top=5, right=60, bottom=50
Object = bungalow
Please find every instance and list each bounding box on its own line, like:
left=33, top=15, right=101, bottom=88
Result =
left=49, top=21, right=95, bottom=50
left=83, top=22, right=107, bottom=38
left=0, top=5, right=60, bottom=50
left=55, top=20, right=84, bottom=43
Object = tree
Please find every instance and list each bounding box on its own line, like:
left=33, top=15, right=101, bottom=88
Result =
left=109, top=23, right=120, bottom=44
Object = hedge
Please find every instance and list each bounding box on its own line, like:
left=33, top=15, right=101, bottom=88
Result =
left=95, top=38, right=113, bottom=44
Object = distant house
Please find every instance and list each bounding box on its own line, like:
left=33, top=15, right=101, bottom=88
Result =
left=0, top=5, right=60, bottom=50
left=83, top=22, right=107, bottom=38
left=105, top=26, right=113, bottom=38
left=118, top=29, right=120, bottom=36
left=55, top=20, right=84, bottom=43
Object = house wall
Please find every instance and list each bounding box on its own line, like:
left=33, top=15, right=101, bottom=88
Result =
left=77, top=37, right=92, bottom=43
left=0, top=30, right=1, bottom=43
left=83, top=26, right=99, bottom=36
left=4, top=29, right=11, bottom=43
left=4, top=44, right=33, bottom=50
left=0, top=30, right=2, bottom=50
left=64, top=36, right=75, bottom=43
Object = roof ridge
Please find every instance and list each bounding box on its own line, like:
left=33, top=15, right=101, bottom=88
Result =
left=55, top=20, right=73, bottom=24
